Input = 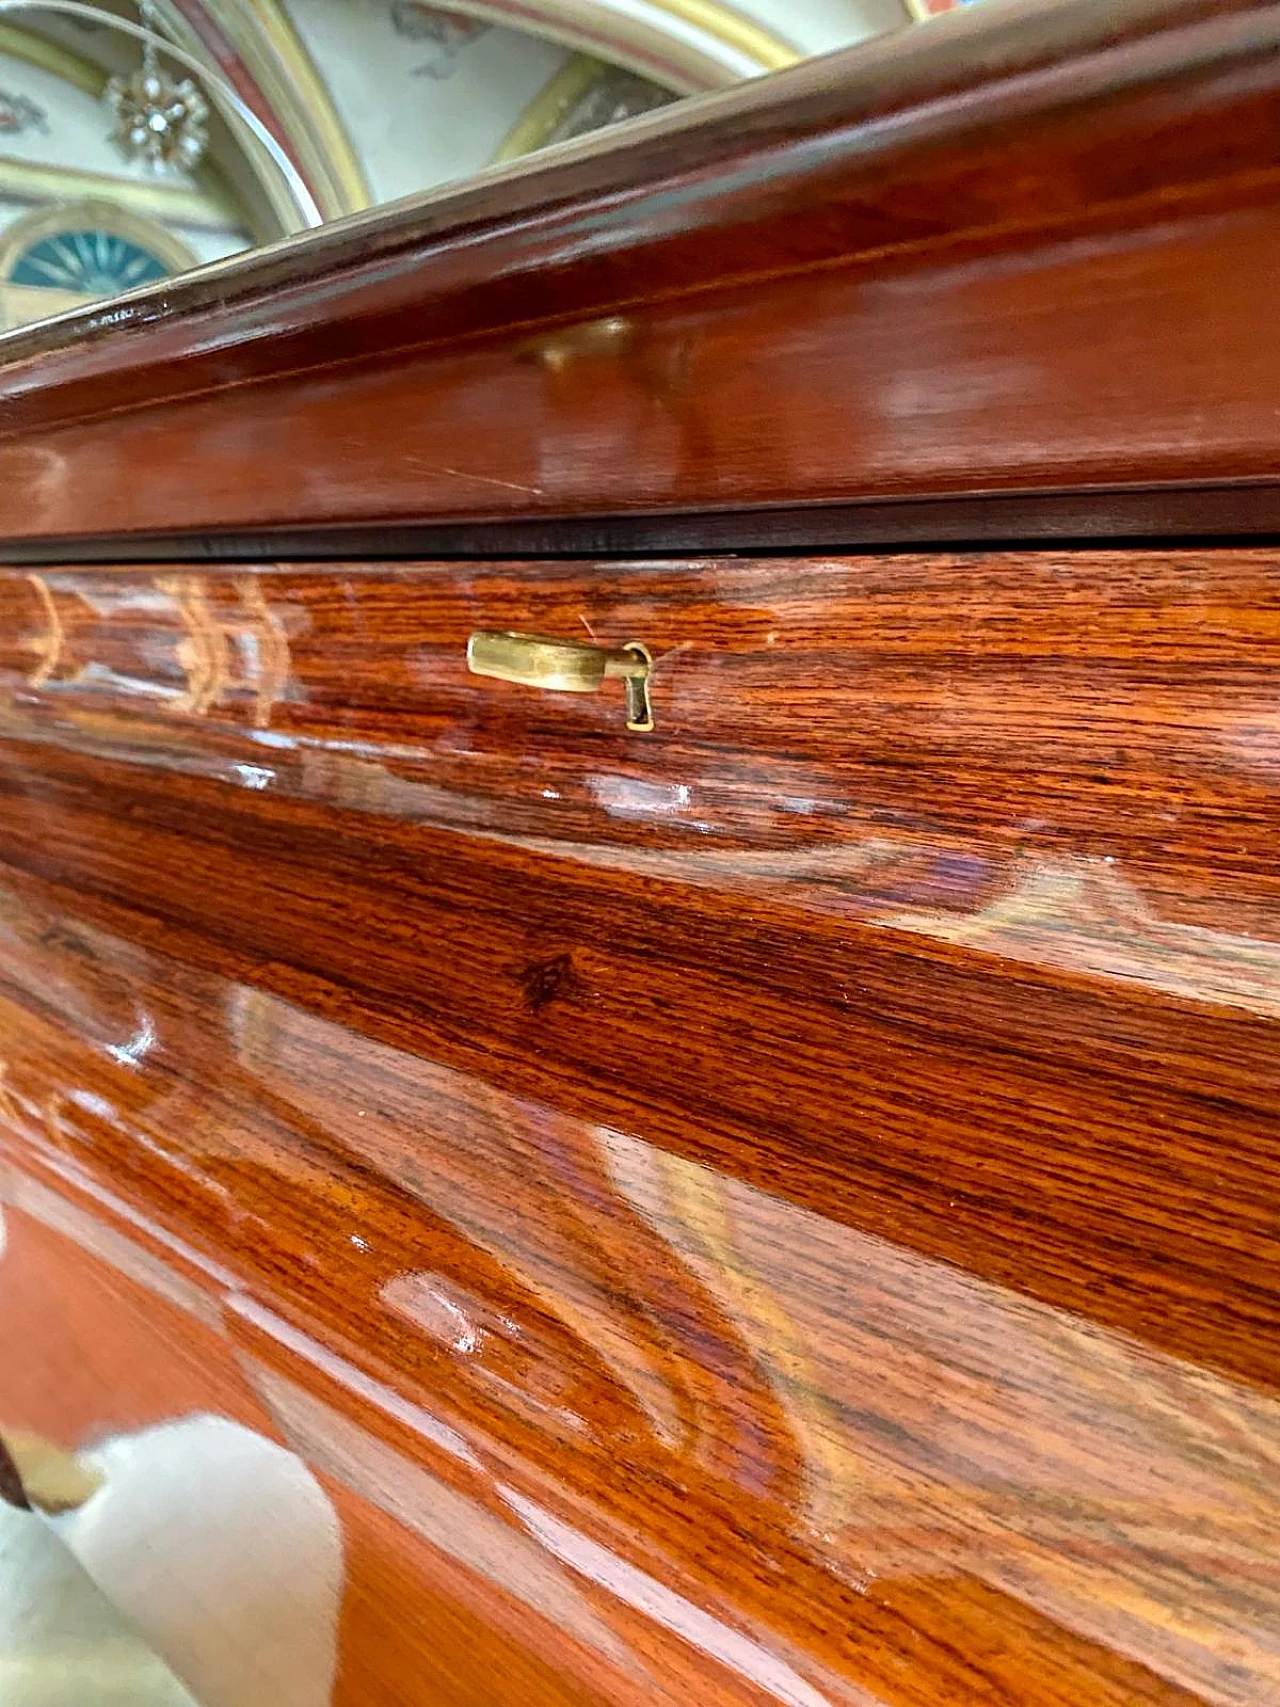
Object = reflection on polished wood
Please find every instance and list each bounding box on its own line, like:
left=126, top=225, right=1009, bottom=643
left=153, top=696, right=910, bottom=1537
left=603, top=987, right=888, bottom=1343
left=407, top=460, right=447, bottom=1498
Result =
left=2, top=2, right=1280, bottom=1697
left=0, top=548, right=1275, bottom=1705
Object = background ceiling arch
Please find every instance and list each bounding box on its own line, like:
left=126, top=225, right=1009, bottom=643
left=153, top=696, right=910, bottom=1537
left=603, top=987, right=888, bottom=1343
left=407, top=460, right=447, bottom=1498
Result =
left=156, top=0, right=369, bottom=219
left=0, top=22, right=254, bottom=247
left=0, top=4, right=294, bottom=242
left=492, top=51, right=670, bottom=162
left=0, top=0, right=935, bottom=329
left=424, top=0, right=800, bottom=90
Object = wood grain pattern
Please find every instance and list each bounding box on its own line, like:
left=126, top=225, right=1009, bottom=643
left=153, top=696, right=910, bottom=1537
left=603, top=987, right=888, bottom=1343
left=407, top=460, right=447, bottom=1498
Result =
left=0, top=548, right=1276, bottom=1704
left=0, top=894, right=1277, bottom=1707
left=6, top=0, right=1280, bottom=545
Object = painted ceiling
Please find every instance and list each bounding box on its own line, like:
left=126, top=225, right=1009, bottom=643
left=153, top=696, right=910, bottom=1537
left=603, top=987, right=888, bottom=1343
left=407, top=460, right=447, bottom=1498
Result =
left=0, top=0, right=977, bottom=326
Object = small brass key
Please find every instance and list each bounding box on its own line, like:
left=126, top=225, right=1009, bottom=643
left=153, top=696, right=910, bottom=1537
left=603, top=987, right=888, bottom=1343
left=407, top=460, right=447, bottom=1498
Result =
left=466, top=632, right=654, bottom=732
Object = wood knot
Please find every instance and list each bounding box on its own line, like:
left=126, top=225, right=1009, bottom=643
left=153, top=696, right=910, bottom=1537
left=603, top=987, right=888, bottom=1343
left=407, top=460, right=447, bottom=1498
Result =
left=520, top=953, right=573, bottom=1013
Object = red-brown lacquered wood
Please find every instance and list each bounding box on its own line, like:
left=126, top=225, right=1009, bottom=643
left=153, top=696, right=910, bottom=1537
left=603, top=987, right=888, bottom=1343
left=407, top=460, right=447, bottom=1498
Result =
left=0, top=546, right=1277, bottom=1706
left=6, top=0, right=1280, bottom=546
left=0, top=883, right=1275, bottom=1707
left=4, top=552, right=1280, bottom=884
left=0, top=549, right=1277, bottom=1395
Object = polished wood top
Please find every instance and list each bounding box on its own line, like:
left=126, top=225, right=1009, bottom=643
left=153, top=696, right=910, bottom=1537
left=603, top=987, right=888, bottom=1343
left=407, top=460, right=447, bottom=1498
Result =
left=0, top=550, right=1276, bottom=1704
left=5, top=0, right=1280, bottom=550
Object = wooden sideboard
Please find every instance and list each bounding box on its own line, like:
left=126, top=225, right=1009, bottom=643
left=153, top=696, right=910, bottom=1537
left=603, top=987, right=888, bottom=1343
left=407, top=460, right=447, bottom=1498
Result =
left=0, top=3, right=1277, bottom=1705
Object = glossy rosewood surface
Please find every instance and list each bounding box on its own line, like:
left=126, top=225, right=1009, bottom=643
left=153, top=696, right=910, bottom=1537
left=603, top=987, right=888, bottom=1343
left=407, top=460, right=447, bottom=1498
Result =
left=0, top=550, right=1277, bottom=1706
left=6, top=0, right=1280, bottom=546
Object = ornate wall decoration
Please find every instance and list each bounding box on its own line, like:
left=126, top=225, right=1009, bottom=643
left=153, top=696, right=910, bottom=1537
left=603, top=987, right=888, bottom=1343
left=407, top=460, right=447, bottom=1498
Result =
left=0, top=85, right=49, bottom=133
left=277, top=0, right=569, bottom=202
left=492, top=51, right=671, bottom=161
left=0, top=155, right=244, bottom=236
left=154, top=0, right=370, bottom=222
left=0, top=24, right=248, bottom=252
left=0, top=198, right=195, bottom=329
left=106, top=49, right=209, bottom=171
left=538, top=59, right=669, bottom=143
left=391, top=0, right=490, bottom=79
left=0, top=0, right=893, bottom=294
left=440, top=0, right=793, bottom=93
left=9, top=228, right=168, bottom=291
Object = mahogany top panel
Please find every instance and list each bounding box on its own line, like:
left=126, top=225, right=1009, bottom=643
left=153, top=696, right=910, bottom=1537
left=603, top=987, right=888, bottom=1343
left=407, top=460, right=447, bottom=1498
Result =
left=4, top=0, right=1280, bottom=547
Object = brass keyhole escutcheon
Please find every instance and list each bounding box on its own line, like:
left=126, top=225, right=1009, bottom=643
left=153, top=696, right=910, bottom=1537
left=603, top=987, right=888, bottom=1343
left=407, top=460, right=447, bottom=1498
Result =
left=466, top=632, right=654, bottom=732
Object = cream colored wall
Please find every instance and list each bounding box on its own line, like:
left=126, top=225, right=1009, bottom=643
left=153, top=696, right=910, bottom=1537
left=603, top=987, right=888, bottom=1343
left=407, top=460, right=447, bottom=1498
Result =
left=280, top=0, right=572, bottom=203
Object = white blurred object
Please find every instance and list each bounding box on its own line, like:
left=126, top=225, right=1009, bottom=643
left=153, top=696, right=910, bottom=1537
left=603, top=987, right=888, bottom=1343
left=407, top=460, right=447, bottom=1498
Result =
left=0, top=1500, right=197, bottom=1707
left=47, top=1414, right=344, bottom=1707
